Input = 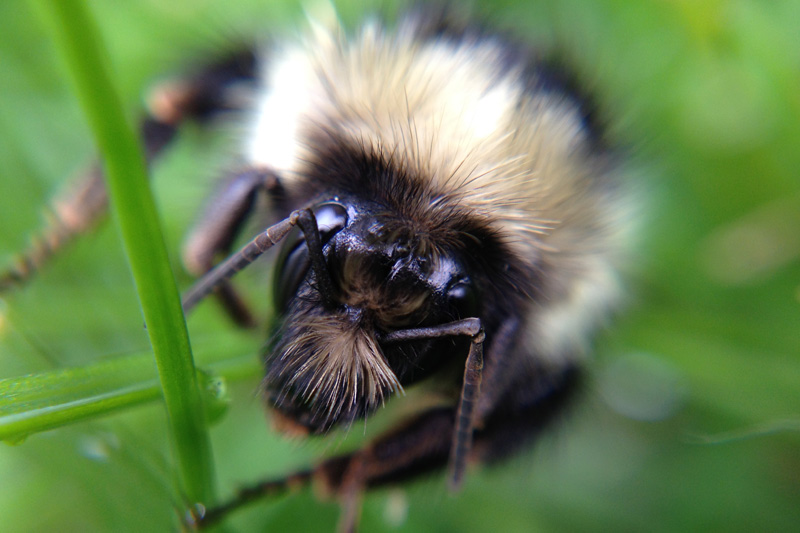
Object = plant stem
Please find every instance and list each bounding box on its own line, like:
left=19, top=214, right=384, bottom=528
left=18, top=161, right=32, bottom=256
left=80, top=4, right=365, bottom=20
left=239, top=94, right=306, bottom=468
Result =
left=37, top=0, right=217, bottom=508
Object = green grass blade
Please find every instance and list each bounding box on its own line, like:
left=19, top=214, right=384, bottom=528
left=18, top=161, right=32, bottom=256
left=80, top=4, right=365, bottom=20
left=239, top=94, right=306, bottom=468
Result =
left=0, top=354, right=161, bottom=442
left=36, top=0, right=217, bottom=508
left=0, top=346, right=259, bottom=443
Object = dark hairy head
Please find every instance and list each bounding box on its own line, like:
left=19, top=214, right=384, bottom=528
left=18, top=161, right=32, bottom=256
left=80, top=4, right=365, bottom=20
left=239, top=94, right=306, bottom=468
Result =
left=262, top=138, right=533, bottom=433
left=265, top=197, right=480, bottom=432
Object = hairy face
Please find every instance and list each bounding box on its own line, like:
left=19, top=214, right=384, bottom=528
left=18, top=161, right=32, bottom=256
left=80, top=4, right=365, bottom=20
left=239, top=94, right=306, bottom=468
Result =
left=264, top=202, right=480, bottom=434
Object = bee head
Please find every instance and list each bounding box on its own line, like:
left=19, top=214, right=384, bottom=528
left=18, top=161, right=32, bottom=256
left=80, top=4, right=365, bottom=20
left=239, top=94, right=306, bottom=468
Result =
left=265, top=198, right=479, bottom=433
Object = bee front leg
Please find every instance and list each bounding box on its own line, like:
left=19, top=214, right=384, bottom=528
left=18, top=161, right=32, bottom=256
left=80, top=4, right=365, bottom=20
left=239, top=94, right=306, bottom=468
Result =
left=381, top=317, right=485, bottom=490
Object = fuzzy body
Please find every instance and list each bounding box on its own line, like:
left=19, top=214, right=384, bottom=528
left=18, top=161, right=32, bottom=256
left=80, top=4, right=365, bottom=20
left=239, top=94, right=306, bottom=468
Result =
left=240, top=13, right=627, bottom=436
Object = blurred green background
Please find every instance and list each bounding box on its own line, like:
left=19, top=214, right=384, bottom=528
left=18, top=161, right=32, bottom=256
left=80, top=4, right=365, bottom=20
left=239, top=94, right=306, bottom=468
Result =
left=1, top=0, right=798, bottom=531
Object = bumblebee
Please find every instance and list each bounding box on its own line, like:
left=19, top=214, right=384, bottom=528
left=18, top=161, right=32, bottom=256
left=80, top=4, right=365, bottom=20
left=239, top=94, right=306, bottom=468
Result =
left=2, top=5, right=629, bottom=530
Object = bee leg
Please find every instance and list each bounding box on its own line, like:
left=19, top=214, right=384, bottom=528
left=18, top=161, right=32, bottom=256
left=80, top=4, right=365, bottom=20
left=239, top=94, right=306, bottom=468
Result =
left=449, top=327, right=484, bottom=489
left=318, top=316, right=576, bottom=491
left=317, top=362, right=581, bottom=530
left=1, top=49, right=257, bottom=293
left=314, top=407, right=456, bottom=532
left=181, top=167, right=283, bottom=327
left=0, top=118, right=176, bottom=293
left=334, top=454, right=367, bottom=533
left=185, top=406, right=456, bottom=530
left=307, top=318, right=485, bottom=531
left=381, top=318, right=484, bottom=489
left=187, top=469, right=314, bottom=530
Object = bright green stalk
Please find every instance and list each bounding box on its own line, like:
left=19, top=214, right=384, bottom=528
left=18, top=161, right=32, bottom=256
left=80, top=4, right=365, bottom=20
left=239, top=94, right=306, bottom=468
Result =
left=36, top=0, right=217, bottom=507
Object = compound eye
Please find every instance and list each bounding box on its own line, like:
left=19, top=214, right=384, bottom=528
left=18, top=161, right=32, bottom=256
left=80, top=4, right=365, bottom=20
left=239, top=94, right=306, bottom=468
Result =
left=273, top=201, right=347, bottom=311
left=313, top=202, right=348, bottom=240
left=447, top=279, right=478, bottom=319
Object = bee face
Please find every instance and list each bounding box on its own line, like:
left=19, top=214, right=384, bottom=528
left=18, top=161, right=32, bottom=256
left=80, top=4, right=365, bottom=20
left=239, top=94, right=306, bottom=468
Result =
left=267, top=194, right=480, bottom=433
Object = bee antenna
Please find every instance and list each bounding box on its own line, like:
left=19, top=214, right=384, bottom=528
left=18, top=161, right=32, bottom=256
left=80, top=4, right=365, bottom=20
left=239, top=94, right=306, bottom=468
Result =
left=181, top=213, right=297, bottom=314
left=181, top=208, right=339, bottom=315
